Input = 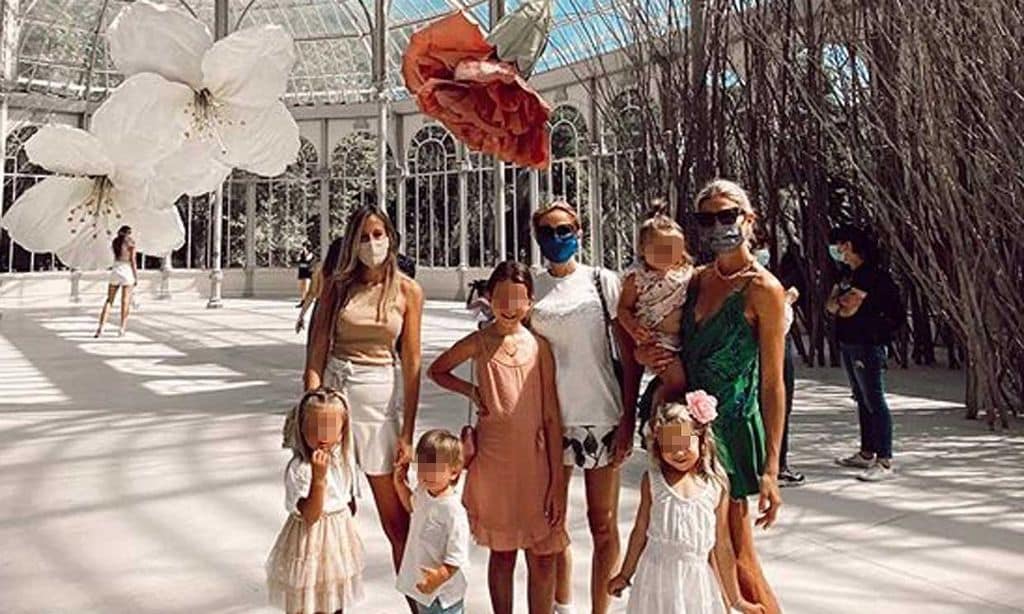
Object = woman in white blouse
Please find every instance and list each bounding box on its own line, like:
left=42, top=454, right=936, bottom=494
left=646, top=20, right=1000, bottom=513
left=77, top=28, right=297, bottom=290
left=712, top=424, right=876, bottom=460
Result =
left=529, top=201, right=639, bottom=614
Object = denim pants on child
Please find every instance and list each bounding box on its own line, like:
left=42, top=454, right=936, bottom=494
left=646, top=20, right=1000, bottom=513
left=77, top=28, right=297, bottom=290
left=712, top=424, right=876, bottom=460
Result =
left=417, top=598, right=464, bottom=614
left=839, top=343, right=893, bottom=459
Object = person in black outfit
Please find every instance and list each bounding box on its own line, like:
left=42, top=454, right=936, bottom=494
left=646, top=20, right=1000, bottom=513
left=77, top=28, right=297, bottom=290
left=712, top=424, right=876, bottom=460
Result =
left=295, top=241, right=315, bottom=307
left=757, top=243, right=806, bottom=487
left=827, top=225, right=904, bottom=482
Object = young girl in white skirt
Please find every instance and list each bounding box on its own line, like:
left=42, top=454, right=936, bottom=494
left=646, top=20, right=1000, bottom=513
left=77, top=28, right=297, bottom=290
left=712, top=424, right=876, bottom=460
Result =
left=267, top=388, right=365, bottom=614
left=608, top=393, right=764, bottom=614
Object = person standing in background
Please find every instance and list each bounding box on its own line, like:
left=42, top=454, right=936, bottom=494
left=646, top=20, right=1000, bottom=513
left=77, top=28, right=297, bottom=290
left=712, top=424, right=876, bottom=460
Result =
left=753, top=242, right=805, bottom=487
left=827, top=224, right=904, bottom=482
left=296, top=241, right=315, bottom=307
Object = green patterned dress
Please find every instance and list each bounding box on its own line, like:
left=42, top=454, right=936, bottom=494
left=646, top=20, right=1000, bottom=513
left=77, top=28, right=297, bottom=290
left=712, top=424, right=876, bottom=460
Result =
left=680, top=283, right=766, bottom=500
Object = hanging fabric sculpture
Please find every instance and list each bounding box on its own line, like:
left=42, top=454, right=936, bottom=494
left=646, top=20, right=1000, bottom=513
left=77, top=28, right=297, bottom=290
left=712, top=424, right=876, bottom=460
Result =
left=402, top=0, right=554, bottom=169
left=106, top=0, right=300, bottom=201
left=2, top=0, right=300, bottom=271
left=0, top=75, right=188, bottom=270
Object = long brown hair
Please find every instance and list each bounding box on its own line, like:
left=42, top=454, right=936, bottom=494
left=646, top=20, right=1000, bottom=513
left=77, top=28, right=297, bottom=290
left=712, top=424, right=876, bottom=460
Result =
left=111, top=225, right=132, bottom=259
left=329, top=205, right=401, bottom=321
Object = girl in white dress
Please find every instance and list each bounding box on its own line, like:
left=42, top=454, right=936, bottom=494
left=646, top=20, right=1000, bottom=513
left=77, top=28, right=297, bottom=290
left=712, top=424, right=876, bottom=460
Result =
left=608, top=393, right=764, bottom=614
left=266, top=388, right=365, bottom=613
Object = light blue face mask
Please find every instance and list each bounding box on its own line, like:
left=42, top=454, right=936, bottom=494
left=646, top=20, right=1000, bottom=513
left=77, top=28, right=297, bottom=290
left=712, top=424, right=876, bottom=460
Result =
left=829, top=245, right=845, bottom=263
left=754, top=248, right=770, bottom=267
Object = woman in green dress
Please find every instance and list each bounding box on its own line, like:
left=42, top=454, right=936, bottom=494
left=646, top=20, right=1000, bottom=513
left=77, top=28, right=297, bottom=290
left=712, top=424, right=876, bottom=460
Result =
left=636, top=179, right=786, bottom=613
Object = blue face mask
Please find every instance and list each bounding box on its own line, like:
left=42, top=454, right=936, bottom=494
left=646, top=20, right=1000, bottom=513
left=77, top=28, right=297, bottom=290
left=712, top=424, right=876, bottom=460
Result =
left=829, top=245, right=845, bottom=263
left=539, top=234, right=579, bottom=264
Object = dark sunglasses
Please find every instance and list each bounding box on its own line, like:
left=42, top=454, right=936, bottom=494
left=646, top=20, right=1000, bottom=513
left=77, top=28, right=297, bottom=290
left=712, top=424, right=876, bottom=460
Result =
left=536, top=224, right=576, bottom=240
left=695, top=208, right=744, bottom=228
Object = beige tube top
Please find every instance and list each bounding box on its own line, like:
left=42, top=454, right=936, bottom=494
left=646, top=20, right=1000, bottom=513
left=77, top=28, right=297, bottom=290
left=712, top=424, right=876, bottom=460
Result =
left=332, top=282, right=404, bottom=365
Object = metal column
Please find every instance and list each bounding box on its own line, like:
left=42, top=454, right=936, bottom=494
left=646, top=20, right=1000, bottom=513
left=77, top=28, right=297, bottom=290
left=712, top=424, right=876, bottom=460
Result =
left=489, top=0, right=506, bottom=261
left=244, top=181, right=256, bottom=297
left=207, top=0, right=229, bottom=308
left=394, top=115, right=407, bottom=251
left=319, top=119, right=331, bottom=255
left=588, top=142, right=602, bottom=267
left=372, top=0, right=390, bottom=213
left=458, top=145, right=469, bottom=267
left=528, top=168, right=540, bottom=266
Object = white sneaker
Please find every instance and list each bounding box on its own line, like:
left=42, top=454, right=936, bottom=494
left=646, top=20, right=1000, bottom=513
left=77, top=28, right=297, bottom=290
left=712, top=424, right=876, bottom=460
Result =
left=554, top=604, right=576, bottom=614
left=835, top=452, right=875, bottom=469
left=857, top=462, right=894, bottom=482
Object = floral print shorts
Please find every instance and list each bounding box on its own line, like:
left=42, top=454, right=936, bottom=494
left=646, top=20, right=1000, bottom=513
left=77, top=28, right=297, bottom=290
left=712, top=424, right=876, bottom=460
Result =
left=562, top=425, right=618, bottom=469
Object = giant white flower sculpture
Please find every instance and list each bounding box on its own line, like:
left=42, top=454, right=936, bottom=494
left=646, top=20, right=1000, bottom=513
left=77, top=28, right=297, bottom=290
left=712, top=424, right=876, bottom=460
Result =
left=0, top=74, right=188, bottom=270
left=107, top=0, right=300, bottom=200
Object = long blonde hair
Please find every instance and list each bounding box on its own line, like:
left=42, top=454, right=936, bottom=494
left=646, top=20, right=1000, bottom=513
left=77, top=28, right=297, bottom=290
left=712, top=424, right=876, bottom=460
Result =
left=329, top=205, right=401, bottom=321
left=648, top=401, right=727, bottom=489
left=694, top=179, right=754, bottom=214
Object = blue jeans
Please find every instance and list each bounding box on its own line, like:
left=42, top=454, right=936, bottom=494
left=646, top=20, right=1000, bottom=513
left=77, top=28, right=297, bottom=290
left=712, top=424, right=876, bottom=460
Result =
left=417, top=599, right=464, bottom=614
left=840, top=343, right=893, bottom=459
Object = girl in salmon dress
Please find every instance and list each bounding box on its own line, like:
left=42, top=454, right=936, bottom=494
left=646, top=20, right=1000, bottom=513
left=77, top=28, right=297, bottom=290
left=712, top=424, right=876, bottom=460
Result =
left=429, top=260, right=568, bottom=614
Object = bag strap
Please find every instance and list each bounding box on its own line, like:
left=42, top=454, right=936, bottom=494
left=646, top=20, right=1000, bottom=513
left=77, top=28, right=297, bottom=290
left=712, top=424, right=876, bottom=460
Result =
left=592, top=268, right=617, bottom=359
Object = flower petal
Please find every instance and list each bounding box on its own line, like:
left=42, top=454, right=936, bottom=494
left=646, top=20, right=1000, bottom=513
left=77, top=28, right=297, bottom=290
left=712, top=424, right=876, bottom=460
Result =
left=0, top=177, right=93, bottom=253
left=217, top=102, right=299, bottom=177
left=55, top=234, right=119, bottom=272
left=107, top=0, right=211, bottom=89
left=402, top=11, right=492, bottom=94
left=120, top=204, right=186, bottom=255
left=91, top=73, right=193, bottom=177
left=202, top=25, right=295, bottom=108
left=152, top=141, right=232, bottom=203
left=25, top=126, right=113, bottom=176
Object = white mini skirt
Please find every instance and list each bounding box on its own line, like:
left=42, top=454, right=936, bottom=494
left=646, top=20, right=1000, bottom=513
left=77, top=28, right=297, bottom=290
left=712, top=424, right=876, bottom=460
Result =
left=109, top=261, right=135, bottom=287
left=325, top=357, right=403, bottom=476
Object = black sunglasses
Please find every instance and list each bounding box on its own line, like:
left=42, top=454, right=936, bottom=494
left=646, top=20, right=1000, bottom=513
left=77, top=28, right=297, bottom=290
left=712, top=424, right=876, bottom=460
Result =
left=536, top=224, right=576, bottom=240
left=695, top=208, right=744, bottom=228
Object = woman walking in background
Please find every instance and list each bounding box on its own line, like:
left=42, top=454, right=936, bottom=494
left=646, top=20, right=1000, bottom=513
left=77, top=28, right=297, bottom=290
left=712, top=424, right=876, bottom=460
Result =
left=94, top=225, right=137, bottom=338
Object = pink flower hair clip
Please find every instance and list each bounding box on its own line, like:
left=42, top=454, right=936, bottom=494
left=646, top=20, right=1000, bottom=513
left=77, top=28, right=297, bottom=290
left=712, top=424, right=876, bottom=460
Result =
left=685, top=390, right=718, bottom=425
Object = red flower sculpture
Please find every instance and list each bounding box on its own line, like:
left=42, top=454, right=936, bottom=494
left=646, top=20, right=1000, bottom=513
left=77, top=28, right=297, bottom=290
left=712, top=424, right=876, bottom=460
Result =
left=402, top=11, right=552, bottom=169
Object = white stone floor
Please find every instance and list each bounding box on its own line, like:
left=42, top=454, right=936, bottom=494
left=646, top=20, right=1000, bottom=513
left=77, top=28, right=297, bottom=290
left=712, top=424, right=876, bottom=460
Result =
left=0, top=298, right=1021, bottom=614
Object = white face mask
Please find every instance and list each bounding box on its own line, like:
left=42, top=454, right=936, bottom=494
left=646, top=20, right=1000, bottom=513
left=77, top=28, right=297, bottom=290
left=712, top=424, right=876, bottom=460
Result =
left=357, top=236, right=390, bottom=267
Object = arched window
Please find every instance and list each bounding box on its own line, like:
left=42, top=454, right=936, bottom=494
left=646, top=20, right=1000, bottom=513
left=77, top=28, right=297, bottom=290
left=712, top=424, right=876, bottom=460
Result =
left=329, top=132, right=398, bottom=240
left=182, top=136, right=320, bottom=270
left=600, top=89, right=656, bottom=269
left=2, top=124, right=57, bottom=272
left=406, top=125, right=457, bottom=267
left=544, top=104, right=592, bottom=262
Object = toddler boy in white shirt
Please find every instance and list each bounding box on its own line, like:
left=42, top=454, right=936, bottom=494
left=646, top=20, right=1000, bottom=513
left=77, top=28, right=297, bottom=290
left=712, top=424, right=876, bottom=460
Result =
left=394, top=429, right=470, bottom=614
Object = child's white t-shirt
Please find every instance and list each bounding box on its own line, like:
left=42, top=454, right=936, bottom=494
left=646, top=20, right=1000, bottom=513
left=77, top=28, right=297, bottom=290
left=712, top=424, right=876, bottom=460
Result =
left=284, top=453, right=351, bottom=515
left=396, top=485, right=470, bottom=608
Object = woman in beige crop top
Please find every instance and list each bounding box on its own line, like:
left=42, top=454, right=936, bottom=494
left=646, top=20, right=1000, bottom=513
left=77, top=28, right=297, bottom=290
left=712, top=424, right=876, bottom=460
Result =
left=304, top=206, right=424, bottom=607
